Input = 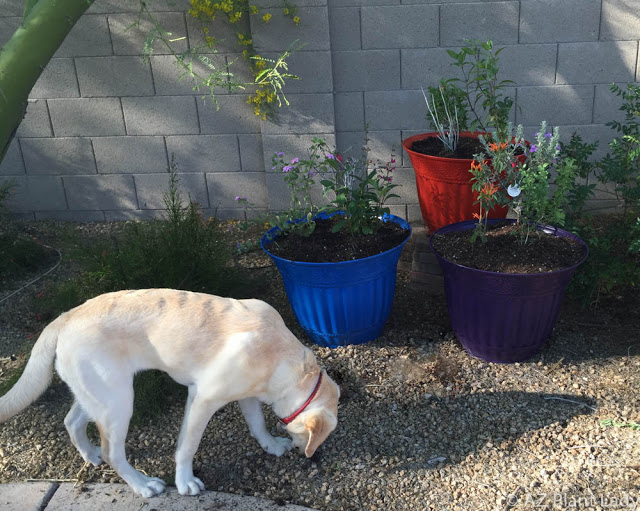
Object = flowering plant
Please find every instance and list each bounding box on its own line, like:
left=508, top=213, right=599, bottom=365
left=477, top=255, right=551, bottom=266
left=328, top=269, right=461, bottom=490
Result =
left=470, top=122, right=579, bottom=244
left=269, top=137, right=400, bottom=237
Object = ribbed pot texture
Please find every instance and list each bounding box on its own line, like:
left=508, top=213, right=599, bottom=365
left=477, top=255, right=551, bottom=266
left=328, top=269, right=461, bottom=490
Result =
left=430, top=220, right=588, bottom=363
left=261, top=213, right=412, bottom=348
left=402, top=132, right=509, bottom=233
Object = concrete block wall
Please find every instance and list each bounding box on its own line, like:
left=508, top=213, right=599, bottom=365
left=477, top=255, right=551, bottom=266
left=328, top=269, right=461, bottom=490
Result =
left=1, top=0, right=639, bottom=220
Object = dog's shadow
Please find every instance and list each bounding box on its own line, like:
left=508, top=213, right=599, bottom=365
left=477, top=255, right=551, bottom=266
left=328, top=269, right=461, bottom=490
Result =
left=318, top=374, right=595, bottom=470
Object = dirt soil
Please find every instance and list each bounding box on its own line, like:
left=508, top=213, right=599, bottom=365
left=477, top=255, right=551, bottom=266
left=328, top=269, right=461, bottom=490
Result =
left=431, top=222, right=587, bottom=273
left=1, top=221, right=639, bottom=511
left=410, top=136, right=486, bottom=159
left=265, top=217, right=411, bottom=263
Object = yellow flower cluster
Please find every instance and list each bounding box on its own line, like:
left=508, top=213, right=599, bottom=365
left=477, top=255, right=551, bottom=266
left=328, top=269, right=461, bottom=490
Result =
left=247, top=85, right=276, bottom=119
left=187, top=0, right=301, bottom=119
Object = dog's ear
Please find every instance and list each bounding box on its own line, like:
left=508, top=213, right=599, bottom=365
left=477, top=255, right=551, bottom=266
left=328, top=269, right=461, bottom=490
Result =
left=304, top=410, right=336, bottom=458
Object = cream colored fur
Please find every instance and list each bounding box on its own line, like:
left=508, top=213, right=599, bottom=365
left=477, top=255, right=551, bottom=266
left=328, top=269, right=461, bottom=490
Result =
left=0, top=289, right=340, bottom=497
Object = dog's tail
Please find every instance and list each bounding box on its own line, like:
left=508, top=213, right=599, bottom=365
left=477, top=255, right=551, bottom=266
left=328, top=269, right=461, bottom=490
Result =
left=0, top=317, right=62, bottom=423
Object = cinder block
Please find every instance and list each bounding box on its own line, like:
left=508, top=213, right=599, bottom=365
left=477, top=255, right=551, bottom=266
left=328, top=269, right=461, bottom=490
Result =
left=109, top=13, right=188, bottom=56
left=265, top=171, right=327, bottom=211
left=186, top=13, right=249, bottom=54
left=30, top=59, right=80, bottom=99
left=332, top=50, right=400, bottom=92
left=386, top=204, right=407, bottom=220
left=495, top=44, right=557, bottom=86
left=17, top=100, right=52, bottom=138
left=335, top=92, right=365, bottom=132
left=0, top=139, right=25, bottom=176
left=361, top=5, right=438, bottom=49
left=89, top=0, right=191, bottom=14
left=76, top=56, right=154, bottom=97
left=557, top=42, right=637, bottom=85
left=197, top=95, right=261, bottom=134
left=151, top=54, right=229, bottom=96
left=49, top=98, right=125, bottom=137
left=329, top=0, right=397, bottom=5
left=135, top=172, right=209, bottom=209
left=122, top=96, right=199, bottom=135
left=516, top=85, right=594, bottom=126
left=329, top=7, right=361, bottom=50
left=165, top=135, right=241, bottom=172
left=0, top=0, right=22, bottom=16
left=7, top=176, right=67, bottom=211
left=64, top=174, right=137, bottom=210
left=261, top=51, right=333, bottom=94
left=440, top=2, right=519, bottom=46
left=364, top=90, right=425, bottom=131
left=408, top=271, right=444, bottom=295
left=21, top=138, right=96, bottom=175
left=252, top=0, right=327, bottom=6
left=260, top=93, right=335, bottom=134
left=207, top=172, right=267, bottom=208
left=520, top=0, right=600, bottom=43
left=261, top=133, right=336, bottom=173
left=386, top=166, right=417, bottom=205
left=601, top=0, right=640, bottom=41
left=407, top=203, right=424, bottom=224
left=554, top=124, right=615, bottom=161
left=401, top=48, right=465, bottom=90
left=252, top=7, right=330, bottom=52
left=238, top=134, right=266, bottom=171
left=93, top=136, right=168, bottom=174
left=0, top=17, right=19, bottom=47
left=336, top=130, right=402, bottom=166
left=35, top=210, right=106, bottom=221
left=593, top=84, right=627, bottom=125
left=55, top=15, right=112, bottom=57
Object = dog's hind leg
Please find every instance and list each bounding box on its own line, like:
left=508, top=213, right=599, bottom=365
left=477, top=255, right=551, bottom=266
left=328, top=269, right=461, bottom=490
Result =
left=64, top=401, right=102, bottom=466
left=174, top=385, right=225, bottom=496
left=238, top=397, right=292, bottom=456
left=70, top=365, right=167, bottom=498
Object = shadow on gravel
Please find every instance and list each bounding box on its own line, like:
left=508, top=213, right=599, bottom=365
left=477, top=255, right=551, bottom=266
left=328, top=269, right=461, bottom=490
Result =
left=319, top=390, right=596, bottom=471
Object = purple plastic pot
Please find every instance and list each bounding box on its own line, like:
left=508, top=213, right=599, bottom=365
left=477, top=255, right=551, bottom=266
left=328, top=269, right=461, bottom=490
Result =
left=430, top=219, right=588, bottom=363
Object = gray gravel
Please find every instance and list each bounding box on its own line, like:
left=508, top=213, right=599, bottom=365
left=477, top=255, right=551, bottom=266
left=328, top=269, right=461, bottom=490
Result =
left=1, top=222, right=639, bottom=511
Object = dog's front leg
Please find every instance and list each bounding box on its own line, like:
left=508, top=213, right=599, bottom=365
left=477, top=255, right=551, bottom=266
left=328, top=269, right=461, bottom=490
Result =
left=175, top=386, right=225, bottom=496
left=238, top=397, right=292, bottom=456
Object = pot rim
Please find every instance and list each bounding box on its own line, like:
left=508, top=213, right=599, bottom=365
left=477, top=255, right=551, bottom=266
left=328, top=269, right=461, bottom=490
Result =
left=429, top=219, right=589, bottom=277
left=402, top=132, right=490, bottom=164
left=261, top=212, right=412, bottom=267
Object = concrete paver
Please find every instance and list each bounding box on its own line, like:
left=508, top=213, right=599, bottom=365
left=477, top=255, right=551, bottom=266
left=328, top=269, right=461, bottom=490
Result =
left=3, top=482, right=318, bottom=510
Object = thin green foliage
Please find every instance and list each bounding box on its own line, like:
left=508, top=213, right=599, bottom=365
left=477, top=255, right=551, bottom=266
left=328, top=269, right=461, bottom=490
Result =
left=600, top=418, right=640, bottom=431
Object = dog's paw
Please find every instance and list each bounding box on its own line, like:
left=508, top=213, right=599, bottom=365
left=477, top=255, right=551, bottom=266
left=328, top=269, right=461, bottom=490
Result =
left=130, top=475, right=167, bottom=498
left=80, top=446, right=103, bottom=467
left=262, top=436, right=293, bottom=457
left=176, top=475, right=206, bottom=496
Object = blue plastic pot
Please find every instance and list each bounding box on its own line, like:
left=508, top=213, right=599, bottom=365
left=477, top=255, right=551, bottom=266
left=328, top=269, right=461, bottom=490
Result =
left=261, top=213, right=411, bottom=348
left=430, top=219, right=588, bottom=363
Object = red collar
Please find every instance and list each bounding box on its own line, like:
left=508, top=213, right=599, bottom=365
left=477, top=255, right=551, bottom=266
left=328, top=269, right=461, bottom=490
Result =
left=279, top=372, right=323, bottom=425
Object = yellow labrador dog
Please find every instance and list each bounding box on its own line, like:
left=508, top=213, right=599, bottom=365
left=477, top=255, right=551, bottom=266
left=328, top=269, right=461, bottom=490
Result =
left=0, top=289, right=340, bottom=497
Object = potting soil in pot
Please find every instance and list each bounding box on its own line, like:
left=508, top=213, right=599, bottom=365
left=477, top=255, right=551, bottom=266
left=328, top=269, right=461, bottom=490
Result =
left=266, top=216, right=409, bottom=263
left=431, top=222, right=585, bottom=274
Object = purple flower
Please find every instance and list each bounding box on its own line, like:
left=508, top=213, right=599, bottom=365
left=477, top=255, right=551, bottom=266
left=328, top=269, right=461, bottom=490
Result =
left=544, top=132, right=552, bottom=139
left=291, top=157, right=299, bottom=164
left=282, top=165, right=292, bottom=172
left=556, top=145, right=562, bottom=151
left=307, top=170, right=315, bottom=177
left=234, top=196, right=246, bottom=201
left=390, top=158, right=396, bottom=164
left=326, top=153, right=335, bottom=160
left=529, top=145, right=537, bottom=153
left=275, top=152, right=284, bottom=157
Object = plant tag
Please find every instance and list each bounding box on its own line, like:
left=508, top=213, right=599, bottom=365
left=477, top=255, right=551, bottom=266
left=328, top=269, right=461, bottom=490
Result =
left=507, top=184, right=521, bottom=197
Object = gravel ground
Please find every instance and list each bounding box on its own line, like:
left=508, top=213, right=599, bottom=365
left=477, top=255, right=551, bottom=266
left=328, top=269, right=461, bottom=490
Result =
left=1, top=222, right=639, bottom=511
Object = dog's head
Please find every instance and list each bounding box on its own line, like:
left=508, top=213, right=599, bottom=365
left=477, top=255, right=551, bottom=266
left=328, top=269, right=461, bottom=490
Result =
left=285, top=370, right=340, bottom=457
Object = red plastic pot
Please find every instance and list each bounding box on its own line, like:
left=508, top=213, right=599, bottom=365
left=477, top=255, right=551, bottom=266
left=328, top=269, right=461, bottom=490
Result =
left=402, top=132, right=509, bottom=233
